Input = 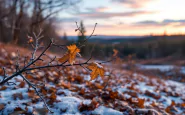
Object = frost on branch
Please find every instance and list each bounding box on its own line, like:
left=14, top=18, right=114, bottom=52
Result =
left=0, top=22, right=113, bottom=113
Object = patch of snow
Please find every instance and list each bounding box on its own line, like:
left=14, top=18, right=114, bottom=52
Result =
left=53, top=96, right=123, bottom=115
left=91, top=106, right=123, bottom=115
left=135, top=82, right=155, bottom=92
left=137, top=64, right=174, bottom=72
left=53, top=97, right=81, bottom=114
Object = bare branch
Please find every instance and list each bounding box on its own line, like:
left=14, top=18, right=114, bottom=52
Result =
left=76, top=22, right=97, bottom=47
left=0, top=40, right=52, bottom=85
left=80, top=65, right=90, bottom=74
left=0, top=24, right=112, bottom=113
left=85, top=44, right=96, bottom=63
left=15, top=49, right=20, bottom=72
left=103, top=70, right=115, bottom=90
left=20, top=74, right=52, bottom=113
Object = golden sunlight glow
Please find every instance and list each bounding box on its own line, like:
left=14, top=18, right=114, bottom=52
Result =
left=58, top=0, right=185, bottom=36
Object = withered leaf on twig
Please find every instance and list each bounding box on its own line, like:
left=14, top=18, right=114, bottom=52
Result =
left=58, top=44, right=80, bottom=65
left=87, top=62, right=105, bottom=80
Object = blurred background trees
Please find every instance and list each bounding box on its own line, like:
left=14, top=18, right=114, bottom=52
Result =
left=0, top=0, right=80, bottom=45
left=1, top=0, right=185, bottom=61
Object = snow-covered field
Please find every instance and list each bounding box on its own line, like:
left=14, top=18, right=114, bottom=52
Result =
left=137, top=64, right=185, bottom=74
left=0, top=69, right=184, bottom=115
left=137, top=64, right=175, bottom=72
left=0, top=46, right=184, bottom=115
left=0, top=75, right=123, bottom=115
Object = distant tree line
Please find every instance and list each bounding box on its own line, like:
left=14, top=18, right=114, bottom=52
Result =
left=76, top=22, right=185, bottom=60
left=98, top=36, right=185, bottom=60
left=76, top=21, right=185, bottom=60
left=114, top=37, right=185, bottom=59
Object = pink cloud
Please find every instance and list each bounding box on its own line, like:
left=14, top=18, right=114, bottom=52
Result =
left=77, top=11, right=155, bottom=19
left=112, top=0, right=154, bottom=8
left=86, top=6, right=110, bottom=12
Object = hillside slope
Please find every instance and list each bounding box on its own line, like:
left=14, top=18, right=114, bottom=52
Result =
left=0, top=43, right=184, bottom=115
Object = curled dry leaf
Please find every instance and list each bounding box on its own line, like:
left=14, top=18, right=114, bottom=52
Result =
left=0, top=68, right=3, bottom=75
left=60, top=82, right=71, bottom=89
left=27, top=35, right=34, bottom=44
left=58, top=44, right=80, bottom=65
left=34, top=108, right=48, bottom=115
left=137, top=98, right=145, bottom=108
left=113, top=49, right=118, bottom=57
left=13, top=93, right=23, bottom=100
left=165, top=100, right=178, bottom=113
left=19, top=81, right=25, bottom=88
left=109, top=91, right=119, bottom=99
left=14, top=107, right=24, bottom=111
left=28, top=90, right=35, bottom=98
left=181, top=103, right=185, bottom=107
left=0, top=104, right=5, bottom=111
left=151, top=101, right=157, bottom=107
left=87, top=62, right=105, bottom=80
left=49, top=92, right=57, bottom=101
left=170, top=100, right=176, bottom=106
left=58, top=53, right=69, bottom=64
left=9, top=107, right=26, bottom=115
left=78, top=98, right=99, bottom=112
left=0, top=86, right=7, bottom=91
left=95, top=83, right=104, bottom=89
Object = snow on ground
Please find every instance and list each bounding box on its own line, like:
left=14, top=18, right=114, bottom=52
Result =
left=0, top=76, right=123, bottom=115
left=137, top=64, right=185, bottom=74
left=137, top=64, right=175, bottom=72
left=0, top=68, right=184, bottom=114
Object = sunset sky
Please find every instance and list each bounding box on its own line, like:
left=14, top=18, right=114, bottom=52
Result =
left=56, top=0, right=185, bottom=36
